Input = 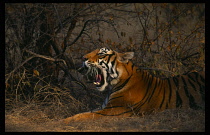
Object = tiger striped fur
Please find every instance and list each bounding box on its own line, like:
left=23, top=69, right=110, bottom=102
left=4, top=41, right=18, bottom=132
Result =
left=63, top=48, right=205, bottom=123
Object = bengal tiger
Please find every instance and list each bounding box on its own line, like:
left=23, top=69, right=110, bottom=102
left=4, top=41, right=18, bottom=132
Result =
left=63, top=47, right=205, bottom=124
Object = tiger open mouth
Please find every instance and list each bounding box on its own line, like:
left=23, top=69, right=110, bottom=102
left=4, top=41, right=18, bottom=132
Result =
left=85, top=66, right=105, bottom=87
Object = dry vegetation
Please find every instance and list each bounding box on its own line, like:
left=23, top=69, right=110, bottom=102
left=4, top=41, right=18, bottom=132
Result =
left=5, top=108, right=205, bottom=132
left=5, top=3, right=205, bottom=132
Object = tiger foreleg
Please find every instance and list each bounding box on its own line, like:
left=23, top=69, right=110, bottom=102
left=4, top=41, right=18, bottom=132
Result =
left=62, top=112, right=102, bottom=124
left=62, top=107, right=131, bottom=124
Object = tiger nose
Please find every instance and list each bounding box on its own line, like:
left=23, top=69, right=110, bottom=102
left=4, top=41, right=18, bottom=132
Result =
left=82, top=56, right=88, bottom=61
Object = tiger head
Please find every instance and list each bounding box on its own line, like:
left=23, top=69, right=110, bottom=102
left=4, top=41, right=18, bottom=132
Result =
left=82, top=47, right=134, bottom=91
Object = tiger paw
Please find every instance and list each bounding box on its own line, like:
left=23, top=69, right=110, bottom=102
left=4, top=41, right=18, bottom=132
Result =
left=61, top=114, right=81, bottom=124
left=62, top=112, right=96, bottom=124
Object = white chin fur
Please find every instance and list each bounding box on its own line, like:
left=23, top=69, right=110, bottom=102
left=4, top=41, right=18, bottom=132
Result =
left=96, top=82, right=108, bottom=91
left=110, top=78, right=119, bottom=85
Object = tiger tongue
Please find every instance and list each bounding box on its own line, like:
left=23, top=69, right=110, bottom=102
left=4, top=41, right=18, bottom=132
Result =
left=94, top=74, right=101, bottom=85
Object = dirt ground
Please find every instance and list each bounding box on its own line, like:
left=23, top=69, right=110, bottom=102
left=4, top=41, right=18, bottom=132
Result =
left=5, top=108, right=205, bottom=132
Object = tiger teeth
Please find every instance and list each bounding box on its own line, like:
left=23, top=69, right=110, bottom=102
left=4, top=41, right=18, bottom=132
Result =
left=94, top=82, right=100, bottom=85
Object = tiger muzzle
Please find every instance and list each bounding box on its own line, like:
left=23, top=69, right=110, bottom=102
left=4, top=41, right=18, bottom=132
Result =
left=83, top=65, right=105, bottom=87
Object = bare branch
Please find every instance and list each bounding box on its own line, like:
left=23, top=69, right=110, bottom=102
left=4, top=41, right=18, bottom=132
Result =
left=64, top=19, right=117, bottom=52
left=25, top=50, right=90, bottom=94
left=25, top=50, right=67, bottom=66
left=152, top=7, right=190, bottom=42
left=139, top=67, right=175, bottom=76
left=134, top=3, right=150, bottom=45
left=54, top=4, right=96, bottom=34
left=5, top=50, right=68, bottom=84
left=5, top=56, right=35, bottom=84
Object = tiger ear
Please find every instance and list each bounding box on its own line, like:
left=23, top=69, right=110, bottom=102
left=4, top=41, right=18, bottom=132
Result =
left=118, top=52, right=134, bottom=63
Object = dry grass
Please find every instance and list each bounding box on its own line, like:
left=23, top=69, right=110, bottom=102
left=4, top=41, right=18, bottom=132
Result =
left=5, top=107, right=205, bottom=132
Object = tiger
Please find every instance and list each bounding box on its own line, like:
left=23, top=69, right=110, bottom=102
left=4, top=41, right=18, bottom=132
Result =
left=63, top=47, right=205, bottom=124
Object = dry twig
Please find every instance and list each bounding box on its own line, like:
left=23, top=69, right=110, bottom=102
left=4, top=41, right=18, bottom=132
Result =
left=5, top=50, right=67, bottom=84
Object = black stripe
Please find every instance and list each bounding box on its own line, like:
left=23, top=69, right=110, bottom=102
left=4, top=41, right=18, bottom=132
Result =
left=116, top=70, right=119, bottom=78
left=200, top=82, right=205, bottom=102
left=107, top=53, right=115, bottom=63
left=94, top=109, right=133, bottom=116
left=166, top=102, right=168, bottom=109
left=147, top=79, right=159, bottom=102
left=131, top=75, right=155, bottom=113
left=176, top=90, right=182, bottom=108
left=167, top=78, right=172, bottom=104
left=110, top=56, right=117, bottom=75
left=133, top=103, right=142, bottom=114
left=188, top=74, right=196, bottom=82
left=172, top=76, right=183, bottom=108
left=188, top=72, right=204, bottom=100
left=193, top=72, right=200, bottom=84
left=192, top=72, right=205, bottom=101
left=181, top=76, right=190, bottom=98
left=159, top=86, right=166, bottom=109
left=123, top=64, right=129, bottom=75
left=99, top=61, right=109, bottom=69
left=142, top=75, right=154, bottom=101
left=188, top=79, right=197, bottom=91
left=132, top=63, right=135, bottom=69
left=107, top=55, right=111, bottom=63
left=103, top=106, right=124, bottom=109
left=173, top=76, right=182, bottom=108
left=141, top=70, right=147, bottom=81
left=146, top=78, right=163, bottom=104
left=111, top=68, right=115, bottom=75
left=111, top=56, right=117, bottom=67
left=145, top=73, right=152, bottom=87
left=200, top=74, right=205, bottom=83
left=108, top=96, right=123, bottom=102
left=99, top=55, right=107, bottom=59
left=112, top=76, right=132, bottom=93
left=157, top=80, right=164, bottom=109
left=181, top=76, right=201, bottom=109
left=173, top=76, right=179, bottom=86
